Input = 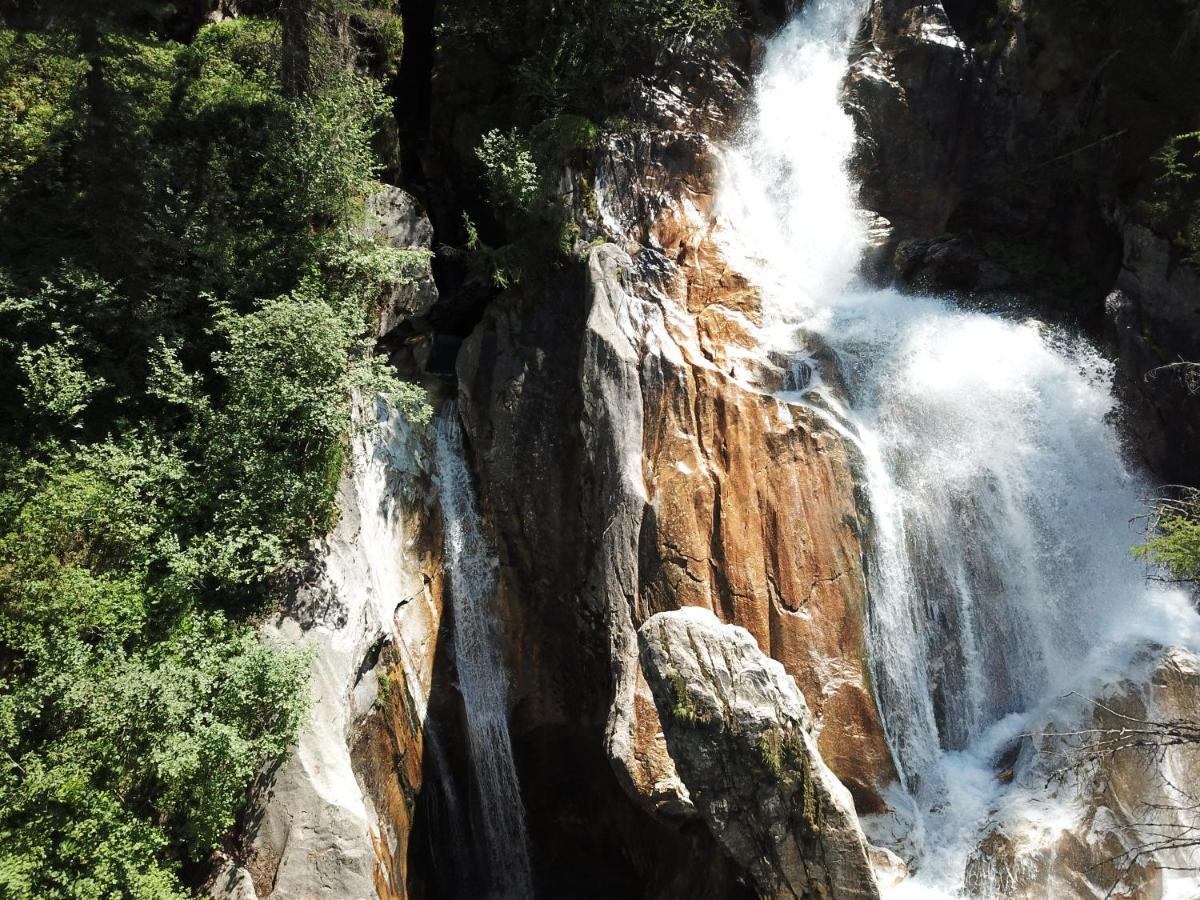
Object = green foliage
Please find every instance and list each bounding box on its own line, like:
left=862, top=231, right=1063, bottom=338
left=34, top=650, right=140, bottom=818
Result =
left=0, top=29, right=86, bottom=197
left=376, top=670, right=394, bottom=710
left=1135, top=488, right=1200, bottom=584
left=438, top=0, right=737, bottom=283
left=0, top=446, right=312, bottom=898
left=0, top=11, right=427, bottom=896
left=467, top=115, right=605, bottom=283
left=756, top=727, right=821, bottom=837
left=438, top=0, right=739, bottom=118
left=16, top=333, right=108, bottom=424
left=667, top=669, right=710, bottom=725
left=476, top=128, right=541, bottom=214
left=1140, top=132, right=1200, bottom=266
left=530, top=114, right=600, bottom=160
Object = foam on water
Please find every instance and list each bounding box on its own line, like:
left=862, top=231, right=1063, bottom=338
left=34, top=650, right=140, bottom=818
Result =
left=716, top=0, right=1200, bottom=894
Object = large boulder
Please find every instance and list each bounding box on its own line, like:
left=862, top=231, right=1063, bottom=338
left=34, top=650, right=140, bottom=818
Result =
left=638, top=608, right=882, bottom=900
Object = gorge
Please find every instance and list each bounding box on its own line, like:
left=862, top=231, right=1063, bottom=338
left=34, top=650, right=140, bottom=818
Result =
left=220, top=1, right=1200, bottom=897
left=1, top=1, right=1198, bottom=899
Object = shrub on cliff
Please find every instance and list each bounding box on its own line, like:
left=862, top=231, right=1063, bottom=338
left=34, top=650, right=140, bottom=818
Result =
left=0, top=11, right=424, bottom=897
left=1136, top=487, right=1200, bottom=586
left=439, top=0, right=739, bottom=118
left=435, top=0, right=738, bottom=283
left=1140, top=131, right=1200, bottom=267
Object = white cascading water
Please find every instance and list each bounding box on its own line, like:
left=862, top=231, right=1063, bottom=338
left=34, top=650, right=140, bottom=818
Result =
left=717, top=1, right=1200, bottom=895
left=434, top=406, right=534, bottom=900
left=355, top=399, right=471, bottom=890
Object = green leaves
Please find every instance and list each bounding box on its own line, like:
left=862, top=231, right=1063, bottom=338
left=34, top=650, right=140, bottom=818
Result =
left=1140, top=131, right=1200, bottom=265
left=16, top=334, right=108, bottom=424
left=0, top=29, right=86, bottom=202
left=0, top=447, right=313, bottom=897
left=1135, top=488, right=1200, bottom=584
left=0, top=10, right=428, bottom=897
left=476, top=128, right=541, bottom=214
left=441, top=0, right=739, bottom=118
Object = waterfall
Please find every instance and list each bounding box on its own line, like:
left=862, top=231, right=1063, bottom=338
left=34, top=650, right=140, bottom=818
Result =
left=717, top=0, right=1200, bottom=895
left=354, top=398, right=472, bottom=894
left=434, top=406, right=534, bottom=900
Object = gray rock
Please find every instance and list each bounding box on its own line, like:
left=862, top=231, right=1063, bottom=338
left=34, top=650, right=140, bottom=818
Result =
left=638, top=608, right=882, bottom=900
left=211, top=400, right=441, bottom=900
left=1108, top=218, right=1200, bottom=482
left=365, top=186, right=438, bottom=337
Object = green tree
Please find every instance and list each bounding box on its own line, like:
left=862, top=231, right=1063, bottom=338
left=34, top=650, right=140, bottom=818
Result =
left=0, top=8, right=426, bottom=895
left=1135, top=487, right=1200, bottom=585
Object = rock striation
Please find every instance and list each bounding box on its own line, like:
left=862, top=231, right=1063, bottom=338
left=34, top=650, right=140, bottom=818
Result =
left=638, top=608, right=882, bottom=900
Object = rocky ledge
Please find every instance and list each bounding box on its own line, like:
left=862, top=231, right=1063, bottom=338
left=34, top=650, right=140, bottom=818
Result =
left=639, top=608, right=882, bottom=900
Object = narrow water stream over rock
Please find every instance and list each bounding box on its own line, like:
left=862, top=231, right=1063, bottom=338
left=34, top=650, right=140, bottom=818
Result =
left=434, top=406, right=534, bottom=899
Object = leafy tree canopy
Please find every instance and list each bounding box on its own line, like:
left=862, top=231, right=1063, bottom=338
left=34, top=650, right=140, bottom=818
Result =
left=0, top=7, right=423, bottom=896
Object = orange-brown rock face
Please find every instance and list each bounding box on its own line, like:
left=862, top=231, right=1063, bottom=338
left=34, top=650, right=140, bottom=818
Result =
left=639, top=357, right=894, bottom=811
left=598, top=128, right=896, bottom=813
left=352, top=562, right=447, bottom=900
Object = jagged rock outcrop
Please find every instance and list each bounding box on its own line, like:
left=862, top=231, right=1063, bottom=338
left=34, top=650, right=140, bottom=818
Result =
left=593, top=114, right=896, bottom=813
left=963, top=646, right=1200, bottom=899
left=638, top=608, right=882, bottom=900
left=452, top=247, right=755, bottom=899
left=578, top=220, right=894, bottom=813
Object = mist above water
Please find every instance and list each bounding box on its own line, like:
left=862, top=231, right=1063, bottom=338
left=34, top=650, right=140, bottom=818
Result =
left=716, top=1, right=1199, bottom=895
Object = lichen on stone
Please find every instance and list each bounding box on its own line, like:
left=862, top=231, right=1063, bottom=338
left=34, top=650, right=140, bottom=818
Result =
left=756, top=725, right=822, bottom=836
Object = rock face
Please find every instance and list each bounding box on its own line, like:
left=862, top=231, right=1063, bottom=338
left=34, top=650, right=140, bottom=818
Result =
left=365, top=186, right=439, bottom=338
left=962, top=646, right=1200, bottom=899
left=210, top=403, right=444, bottom=900
left=596, top=97, right=896, bottom=810
left=1106, top=217, right=1200, bottom=483
left=445, top=21, right=898, bottom=891
left=580, top=226, right=894, bottom=813
left=846, top=0, right=1200, bottom=480
left=639, top=608, right=882, bottom=900
left=432, top=15, right=908, bottom=896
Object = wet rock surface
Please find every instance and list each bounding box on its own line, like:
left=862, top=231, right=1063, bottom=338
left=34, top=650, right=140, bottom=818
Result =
left=210, top=406, right=445, bottom=900
left=962, top=646, right=1200, bottom=900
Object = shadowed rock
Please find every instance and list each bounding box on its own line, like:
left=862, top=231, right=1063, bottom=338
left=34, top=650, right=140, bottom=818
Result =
left=638, top=608, right=882, bottom=900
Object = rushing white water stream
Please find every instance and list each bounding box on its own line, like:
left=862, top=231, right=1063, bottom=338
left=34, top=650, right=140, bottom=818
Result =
left=434, top=407, right=534, bottom=900
left=717, top=1, right=1200, bottom=895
